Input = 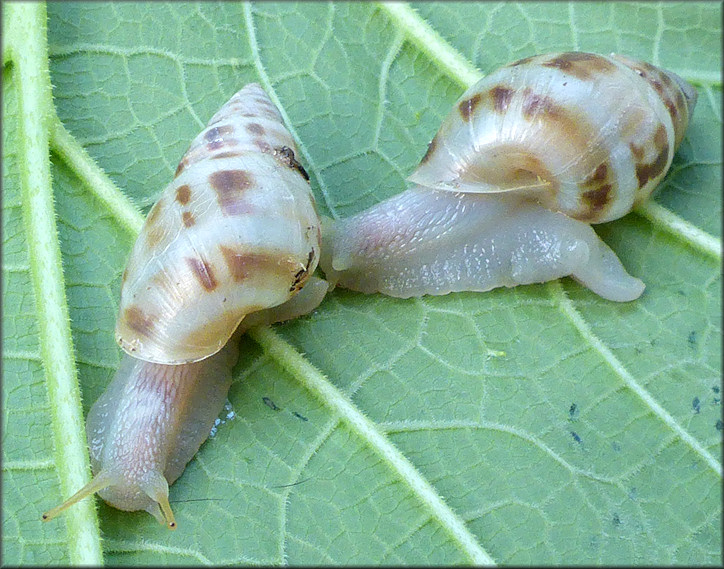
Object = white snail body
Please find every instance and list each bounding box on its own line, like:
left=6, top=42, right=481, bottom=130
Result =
left=321, top=52, right=697, bottom=301
left=322, top=187, right=644, bottom=301
left=43, top=85, right=325, bottom=528
left=41, top=339, right=240, bottom=528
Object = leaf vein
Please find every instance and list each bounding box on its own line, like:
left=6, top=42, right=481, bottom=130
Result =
left=2, top=459, right=55, bottom=471
left=249, top=326, right=496, bottom=565
left=7, top=3, right=103, bottom=562
left=279, top=417, right=339, bottom=564
left=380, top=419, right=619, bottom=484
left=49, top=117, right=145, bottom=234
left=48, top=42, right=248, bottom=68
left=101, top=539, right=220, bottom=565
left=551, top=281, right=722, bottom=477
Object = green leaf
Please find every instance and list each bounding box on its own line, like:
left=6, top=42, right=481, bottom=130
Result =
left=3, top=1, right=721, bottom=565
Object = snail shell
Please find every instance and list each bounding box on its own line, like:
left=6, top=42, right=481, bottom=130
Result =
left=116, top=83, right=321, bottom=365
left=321, top=52, right=697, bottom=301
left=42, top=86, right=327, bottom=528
left=410, top=51, right=697, bottom=223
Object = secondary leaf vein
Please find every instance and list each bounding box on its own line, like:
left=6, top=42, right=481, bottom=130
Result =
left=551, top=281, right=722, bottom=477
left=248, top=325, right=496, bottom=565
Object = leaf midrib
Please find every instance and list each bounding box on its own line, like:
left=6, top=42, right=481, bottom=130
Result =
left=6, top=2, right=103, bottom=564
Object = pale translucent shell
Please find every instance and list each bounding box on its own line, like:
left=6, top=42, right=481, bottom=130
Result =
left=116, top=84, right=321, bottom=364
left=409, top=52, right=697, bottom=223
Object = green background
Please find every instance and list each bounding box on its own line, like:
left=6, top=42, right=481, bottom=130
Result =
left=3, top=2, right=721, bottom=565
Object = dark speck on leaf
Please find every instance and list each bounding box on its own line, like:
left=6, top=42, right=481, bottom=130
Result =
left=688, top=330, right=697, bottom=347
left=263, top=397, right=280, bottom=411
left=292, top=411, right=308, bottom=422
left=569, top=403, right=579, bottom=419
left=571, top=431, right=582, bottom=444
left=612, top=513, right=621, bottom=526
left=612, top=441, right=621, bottom=452
left=589, top=535, right=601, bottom=550
left=712, top=385, right=720, bottom=394
left=716, top=420, right=723, bottom=431
left=692, top=397, right=701, bottom=414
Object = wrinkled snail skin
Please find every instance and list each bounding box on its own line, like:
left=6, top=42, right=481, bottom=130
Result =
left=84, top=338, right=240, bottom=528
left=321, top=186, right=645, bottom=301
left=43, top=85, right=325, bottom=528
left=116, top=83, right=321, bottom=365
left=321, top=52, right=697, bottom=301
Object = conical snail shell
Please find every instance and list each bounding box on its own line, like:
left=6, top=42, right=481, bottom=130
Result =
left=116, top=84, right=321, bottom=365
left=409, top=52, right=697, bottom=223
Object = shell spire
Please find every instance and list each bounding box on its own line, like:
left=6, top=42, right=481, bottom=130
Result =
left=116, top=84, right=321, bottom=364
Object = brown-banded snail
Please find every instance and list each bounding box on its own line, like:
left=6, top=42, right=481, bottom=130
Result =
left=42, top=84, right=327, bottom=528
left=320, top=52, right=697, bottom=301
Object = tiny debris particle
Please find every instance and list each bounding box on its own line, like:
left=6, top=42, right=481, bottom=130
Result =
left=716, top=420, right=723, bottom=431
left=569, top=403, right=579, bottom=419
left=612, top=513, right=621, bottom=525
left=688, top=330, right=697, bottom=347
left=275, top=146, right=310, bottom=180
left=263, top=396, right=280, bottom=411
left=571, top=431, right=582, bottom=444
left=292, top=411, right=308, bottom=422
left=712, top=385, right=720, bottom=394
left=692, top=397, right=701, bottom=414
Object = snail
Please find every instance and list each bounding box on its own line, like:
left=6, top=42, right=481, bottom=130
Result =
left=42, top=84, right=326, bottom=528
left=320, top=52, right=697, bottom=301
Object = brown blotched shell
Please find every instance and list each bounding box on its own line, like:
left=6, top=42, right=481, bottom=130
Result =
left=116, top=84, right=321, bottom=364
left=409, top=52, right=697, bottom=223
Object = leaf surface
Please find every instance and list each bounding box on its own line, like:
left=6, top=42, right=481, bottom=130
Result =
left=2, top=1, right=721, bottom=565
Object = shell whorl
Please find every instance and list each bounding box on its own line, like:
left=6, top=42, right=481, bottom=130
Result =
left=409, top=52, right=697, bottom=223
left=116, top=84, right=321, bottom=365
